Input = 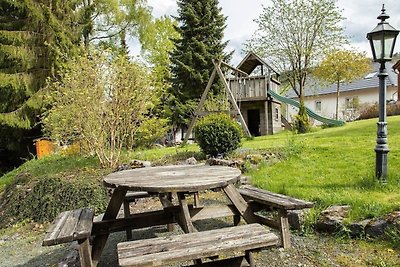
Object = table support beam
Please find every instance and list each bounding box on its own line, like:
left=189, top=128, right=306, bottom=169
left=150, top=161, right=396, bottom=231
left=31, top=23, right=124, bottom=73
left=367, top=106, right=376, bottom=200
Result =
left=177, top=193, right=197, bottom=233
left=91, top=187, right=127, bottom=266
left=223, top=184, right=258, bottom=224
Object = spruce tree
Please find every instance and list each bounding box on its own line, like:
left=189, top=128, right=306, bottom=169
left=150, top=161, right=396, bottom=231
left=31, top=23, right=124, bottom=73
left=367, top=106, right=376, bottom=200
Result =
left=0, top=0, right=79, bottom=167
left=169, top=0, right=230, bottom=127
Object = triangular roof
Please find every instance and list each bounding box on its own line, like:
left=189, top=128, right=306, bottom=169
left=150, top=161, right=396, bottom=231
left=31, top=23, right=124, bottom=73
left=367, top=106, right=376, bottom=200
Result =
left=236, top=52, right=279, bottom=76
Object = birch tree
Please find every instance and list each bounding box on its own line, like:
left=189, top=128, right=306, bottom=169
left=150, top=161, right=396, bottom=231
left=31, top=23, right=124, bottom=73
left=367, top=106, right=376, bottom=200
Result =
left=313, top=50, right=371, bottom=120
left=246, top=0, right=347, bottom=132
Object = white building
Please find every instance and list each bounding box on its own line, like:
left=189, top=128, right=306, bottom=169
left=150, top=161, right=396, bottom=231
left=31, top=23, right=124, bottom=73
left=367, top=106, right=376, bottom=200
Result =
left=285, top=62, right=399, bottom=124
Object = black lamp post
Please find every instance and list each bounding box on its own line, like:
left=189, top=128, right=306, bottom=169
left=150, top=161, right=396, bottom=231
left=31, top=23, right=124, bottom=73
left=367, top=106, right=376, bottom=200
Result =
left=366, top=5, right=399, bottom=183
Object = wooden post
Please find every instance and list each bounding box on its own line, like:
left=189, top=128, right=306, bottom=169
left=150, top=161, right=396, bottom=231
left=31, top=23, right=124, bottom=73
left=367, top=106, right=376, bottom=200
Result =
left=183, top=67, right=217, bottom=145
left=213, top=60, right=251, bottom=137
left=223, top=184, right=258, bottom=224
left=278, top=209, right=291, bottom=249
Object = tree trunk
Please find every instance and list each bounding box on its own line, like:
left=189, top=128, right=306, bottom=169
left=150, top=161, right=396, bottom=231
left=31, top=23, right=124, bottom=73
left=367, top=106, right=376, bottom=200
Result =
left=335, top=81, right=340, bottom=120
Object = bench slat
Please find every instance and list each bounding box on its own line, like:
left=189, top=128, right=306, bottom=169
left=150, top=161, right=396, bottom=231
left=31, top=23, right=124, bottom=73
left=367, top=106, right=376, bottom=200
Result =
left=74, top=208, right=94, bottom=240
left=42, top=210, right=71, bottom=246
left=57, top=209, right=83, bottom=243
left=183, top=256, right=250, bottom=267
left=118, top=224, right=278, bottom=267
left=238, top=186, right=314, bottom=210
left=42, top=208, right=94, bottom=246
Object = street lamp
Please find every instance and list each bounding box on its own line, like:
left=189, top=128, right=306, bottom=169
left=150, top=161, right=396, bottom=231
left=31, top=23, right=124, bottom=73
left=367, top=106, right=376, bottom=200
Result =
left=366, top=5, right=399, bottom=183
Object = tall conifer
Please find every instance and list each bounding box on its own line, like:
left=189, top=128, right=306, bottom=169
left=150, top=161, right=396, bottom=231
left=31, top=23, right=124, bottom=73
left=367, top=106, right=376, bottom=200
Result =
left=169, top=0, right=230, bottom=127
left=0, top=0, right=79, bottom=167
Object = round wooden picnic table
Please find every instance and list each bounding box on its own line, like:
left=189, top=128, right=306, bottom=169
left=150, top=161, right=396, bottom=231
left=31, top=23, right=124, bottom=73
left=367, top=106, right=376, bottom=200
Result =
left=103, top=164, right=242, bottom=193
left=92, top=164, right=254, bottom=266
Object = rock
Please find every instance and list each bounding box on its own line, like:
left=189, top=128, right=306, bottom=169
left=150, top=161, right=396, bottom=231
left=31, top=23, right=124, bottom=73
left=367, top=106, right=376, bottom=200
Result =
left=130, top=159, right=151, bottom=168
left=185, top=157, right=197, bottom=165
left=206, top=158, right=244, bottom=168
left=365, top=219, right=388, bottom=237
left=349, top=219, right=371, bottom=237
left=288, top=209, right=310, bottom=231
left=240, top=175, right=250, bottom=185
left=385, top=211, right=400, bottom=225
left=316, top=205, right=351, bottom=233
left=114, top=163, right=131, bottom=172
left=245, top=154, right=264, bottom=164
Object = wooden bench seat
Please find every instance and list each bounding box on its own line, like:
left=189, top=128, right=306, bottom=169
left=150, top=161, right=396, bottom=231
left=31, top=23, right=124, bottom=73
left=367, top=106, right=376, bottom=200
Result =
left=117, top=223, right=278, bottom=267
left=42, top=208, right=94, bottom=267
left=238, top=185, right=314, bottom=249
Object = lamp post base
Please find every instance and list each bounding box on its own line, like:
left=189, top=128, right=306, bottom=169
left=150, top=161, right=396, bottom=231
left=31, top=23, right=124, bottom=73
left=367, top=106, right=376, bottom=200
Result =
left=375, top=122, right=389, bottom=183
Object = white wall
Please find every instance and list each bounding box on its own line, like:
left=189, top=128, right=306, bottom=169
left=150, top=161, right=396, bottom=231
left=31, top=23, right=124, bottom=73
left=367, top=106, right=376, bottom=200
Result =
left=286, top=86, right=398, bottom=125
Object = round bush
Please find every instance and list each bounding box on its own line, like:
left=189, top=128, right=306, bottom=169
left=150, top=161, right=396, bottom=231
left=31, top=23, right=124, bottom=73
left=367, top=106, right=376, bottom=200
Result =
left=194, top=114, right=242, bottom=157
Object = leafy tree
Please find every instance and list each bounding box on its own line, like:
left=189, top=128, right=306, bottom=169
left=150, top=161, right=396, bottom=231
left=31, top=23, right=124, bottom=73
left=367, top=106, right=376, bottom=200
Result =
left=246, top=0, right=347, bottom=133
left=0, top=0, right=79, bottom=165
left=313, top=50, right=372, bottom=120
left=80, top=0, right=152, bottom=53
left=169, top=0, right=230, bottom=128
left=141, top=16, right=179, bottom=118
left=43, top=50, right=155, bottom=168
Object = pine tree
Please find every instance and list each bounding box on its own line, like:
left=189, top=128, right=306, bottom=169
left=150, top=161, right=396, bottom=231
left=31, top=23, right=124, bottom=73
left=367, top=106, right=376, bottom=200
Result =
left=169, top=0, right=230, bottom=127
left=0, top=0, right=79, bottom=167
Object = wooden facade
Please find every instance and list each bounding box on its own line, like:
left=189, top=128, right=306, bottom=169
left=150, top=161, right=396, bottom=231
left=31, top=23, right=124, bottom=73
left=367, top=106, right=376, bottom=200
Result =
left=228, top=53, right=282, bottom=136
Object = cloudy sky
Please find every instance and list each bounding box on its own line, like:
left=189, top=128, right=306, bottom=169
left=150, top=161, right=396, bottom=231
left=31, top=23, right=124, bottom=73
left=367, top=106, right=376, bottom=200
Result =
left=142, top=0, right=400, bottom=65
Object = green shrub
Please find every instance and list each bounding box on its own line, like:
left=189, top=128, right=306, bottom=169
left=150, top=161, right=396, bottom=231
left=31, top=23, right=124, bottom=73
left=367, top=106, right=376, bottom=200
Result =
left=292, top=105, right=311, bottom=133
left=194, top=114, right=242, bottom=157
left=133, top=117, right=170, bottom=148
left=0, top=176, right=108, bottom=225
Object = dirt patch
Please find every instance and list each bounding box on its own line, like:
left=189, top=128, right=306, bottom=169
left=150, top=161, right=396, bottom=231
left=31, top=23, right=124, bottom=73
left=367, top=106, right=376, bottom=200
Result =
left=1, top=192, right=400, bottom=267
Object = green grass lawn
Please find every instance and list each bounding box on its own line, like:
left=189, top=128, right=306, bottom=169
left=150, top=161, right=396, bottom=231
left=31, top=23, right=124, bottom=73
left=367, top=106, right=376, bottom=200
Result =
left=245, top=116, right=400, bottom=221
left=1, top=116, right=399, bottom=222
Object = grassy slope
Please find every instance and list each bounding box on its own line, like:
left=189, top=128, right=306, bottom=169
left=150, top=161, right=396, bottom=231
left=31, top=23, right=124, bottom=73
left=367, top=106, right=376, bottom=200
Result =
left=245, top=116, right=400, bottom=221
left=1, top=116, right=399, bottom=221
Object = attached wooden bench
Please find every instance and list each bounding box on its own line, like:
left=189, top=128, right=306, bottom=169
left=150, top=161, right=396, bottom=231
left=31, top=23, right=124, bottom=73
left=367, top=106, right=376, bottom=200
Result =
left=117, top=223, right=278, bottom=267
left=238, top=185, right=314, bottom=249
left=42, top=208, right=94, bottom=267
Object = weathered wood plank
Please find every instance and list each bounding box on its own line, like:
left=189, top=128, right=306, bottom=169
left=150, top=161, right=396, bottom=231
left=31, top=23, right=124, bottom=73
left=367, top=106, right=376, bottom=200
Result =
left=57, top=209, right=83, bottom=243
left=78, top=238, right=93, bottom=267
left=183, top=256, right=250, bottom=267
left=117, top=224, right=278, bottom=267
left=74, top=208, right=94, bottom=240
left=238, top=186, right=314, bottom=210
left=223, top=184, right=258, bottom=224
left=178, top=193, right=196, bottom=233
left=42, top=210, right=71, bottom=246
left=278, top=209, right=291, bottom=249
left=103, top=165, right=241, bottom=193
left=92, top=187, right=128, bottom=266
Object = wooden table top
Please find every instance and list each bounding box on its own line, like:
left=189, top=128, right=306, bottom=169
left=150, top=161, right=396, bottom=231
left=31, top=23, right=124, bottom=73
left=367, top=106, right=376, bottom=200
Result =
left=103, top=164, right=241, bottom=193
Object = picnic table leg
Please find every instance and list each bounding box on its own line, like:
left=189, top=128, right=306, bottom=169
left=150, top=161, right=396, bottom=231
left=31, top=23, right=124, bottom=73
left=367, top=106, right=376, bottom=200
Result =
left=159, top=193, right=175, bottom=232
left=193, top=192, right=201, bottom=207
left=177, top=192, right=202, bottom=265
left=177, top=192, right=196, bottom=233
left=123, top=199, right=133, bottom=240
left=223, top=184, right=258, bottom=224
left=245, top=251, right=255, bottom=267
left=78, top=238, right=93, bottom=267
left=278, top=209, right=291, bottom=249
left=91, top=187, right=128, bottom=266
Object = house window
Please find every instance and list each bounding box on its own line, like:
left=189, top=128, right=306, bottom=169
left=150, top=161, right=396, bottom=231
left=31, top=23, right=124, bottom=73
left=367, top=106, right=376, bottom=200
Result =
left=345, top=97, right=359, bottom=109
left=275, top=107, right=279, bottom=121
left=315, top=100, right=321, bottom=112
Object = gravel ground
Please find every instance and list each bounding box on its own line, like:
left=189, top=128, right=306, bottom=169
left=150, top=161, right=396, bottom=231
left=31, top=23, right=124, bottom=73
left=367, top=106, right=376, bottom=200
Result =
left=1, top=192, right=400, bottom=267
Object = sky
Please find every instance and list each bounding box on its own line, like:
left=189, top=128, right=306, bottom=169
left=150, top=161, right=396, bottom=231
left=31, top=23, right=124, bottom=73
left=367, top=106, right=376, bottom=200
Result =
left=140, top=0, right=400, bottom=65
